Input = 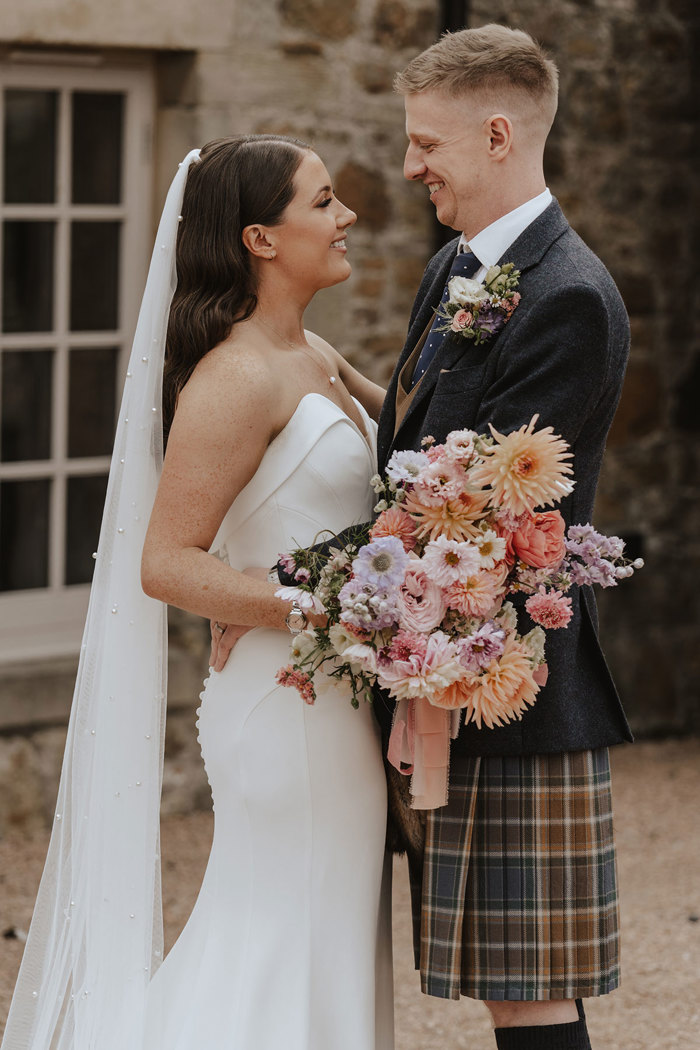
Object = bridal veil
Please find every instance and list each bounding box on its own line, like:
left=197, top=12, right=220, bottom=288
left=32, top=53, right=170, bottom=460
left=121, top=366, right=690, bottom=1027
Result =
left=2, top=149, right=201, bottom=1050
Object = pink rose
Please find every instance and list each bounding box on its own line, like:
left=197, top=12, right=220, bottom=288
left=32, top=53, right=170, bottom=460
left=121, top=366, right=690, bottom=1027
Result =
left=399, top=564, right=447, bottom=633
left=451, top=309, right=473, bottom=332
left=512, top=511, right=566, bottom=569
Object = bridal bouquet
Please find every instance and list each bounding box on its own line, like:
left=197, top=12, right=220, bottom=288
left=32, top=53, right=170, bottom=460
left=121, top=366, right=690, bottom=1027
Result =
left=275, top=417, right=641, bottom=806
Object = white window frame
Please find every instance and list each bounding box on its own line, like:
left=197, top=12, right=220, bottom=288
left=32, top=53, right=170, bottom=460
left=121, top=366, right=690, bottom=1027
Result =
left=0, top=58, right=154, bottom=664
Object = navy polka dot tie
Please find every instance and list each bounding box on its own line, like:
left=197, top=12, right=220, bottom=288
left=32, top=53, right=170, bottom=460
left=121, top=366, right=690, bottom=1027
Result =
left=411, top=249, right=481, bottom=388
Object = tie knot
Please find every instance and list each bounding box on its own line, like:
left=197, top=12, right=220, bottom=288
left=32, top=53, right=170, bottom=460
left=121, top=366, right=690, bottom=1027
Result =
left=449, top=249, right=480, bottom=279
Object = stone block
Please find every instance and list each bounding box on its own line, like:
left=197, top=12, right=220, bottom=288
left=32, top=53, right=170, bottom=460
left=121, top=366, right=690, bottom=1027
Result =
left=671, top=355, right=700, bottom=433
left=0, top=0, right=236, bottom=50
left=353, top=61, right=395, bottom=95
left=356, top=276, right=385, bottom=298
left=154, top=52, right=196, bottom=109
left=613, top=270, right=656, bottom=317
left=279, top=0, right=357, bottom=40
left=334, top=161, right=392, bottom=232
left=390, top=254, right=430, bottom=292
left=372, top=1, right=437, bottom=49
left=279, top=39, right=324, bottom=56
left=0, top=739, right=45, bottom=836
left=161, top=709, right=212, bottom=816
left=607, top=360, right=664, bottom=446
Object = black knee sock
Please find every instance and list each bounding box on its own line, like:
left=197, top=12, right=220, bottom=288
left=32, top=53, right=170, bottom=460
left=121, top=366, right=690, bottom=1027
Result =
left=494, top=1000, right=591, bottom=1050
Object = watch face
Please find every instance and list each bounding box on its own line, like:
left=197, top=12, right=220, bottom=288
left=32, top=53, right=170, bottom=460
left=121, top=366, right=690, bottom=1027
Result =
left=286, top=608, right=307, bottom=633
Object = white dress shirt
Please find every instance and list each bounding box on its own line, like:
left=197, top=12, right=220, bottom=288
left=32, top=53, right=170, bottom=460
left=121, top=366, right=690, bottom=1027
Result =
left=458, top=188, right=552, bottom=280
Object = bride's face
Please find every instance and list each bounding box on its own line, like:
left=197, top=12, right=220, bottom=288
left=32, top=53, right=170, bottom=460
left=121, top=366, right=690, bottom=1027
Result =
left=271, top=151, right=357, bottom=291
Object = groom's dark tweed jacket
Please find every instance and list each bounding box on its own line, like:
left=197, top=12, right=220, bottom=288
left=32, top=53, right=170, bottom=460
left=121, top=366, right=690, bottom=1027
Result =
left=374, top=199, right=633, bottom=763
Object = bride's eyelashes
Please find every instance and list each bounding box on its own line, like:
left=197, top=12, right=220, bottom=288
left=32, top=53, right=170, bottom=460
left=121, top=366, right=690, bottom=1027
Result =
left=318, top=197, right=333, bottom=208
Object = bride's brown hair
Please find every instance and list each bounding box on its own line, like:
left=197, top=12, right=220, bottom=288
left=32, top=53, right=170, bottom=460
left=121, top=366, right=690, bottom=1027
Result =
left=163, top=134, right=310, bottom=442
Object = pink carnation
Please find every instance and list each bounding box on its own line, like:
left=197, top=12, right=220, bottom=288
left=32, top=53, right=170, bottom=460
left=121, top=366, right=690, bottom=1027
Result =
left=525, top=587, right=573, bottom=629
left=377, top=630, right=428, bottom=682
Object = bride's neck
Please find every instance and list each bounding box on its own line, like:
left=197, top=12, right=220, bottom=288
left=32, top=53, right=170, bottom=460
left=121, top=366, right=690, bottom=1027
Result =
left=252, top=277, right=311, bottom=345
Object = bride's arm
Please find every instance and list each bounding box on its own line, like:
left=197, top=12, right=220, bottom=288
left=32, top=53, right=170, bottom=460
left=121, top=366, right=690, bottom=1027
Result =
left=142, top=351, right=298, bottom=631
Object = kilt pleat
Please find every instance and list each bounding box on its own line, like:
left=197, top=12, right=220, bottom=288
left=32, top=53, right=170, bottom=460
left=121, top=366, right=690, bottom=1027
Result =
left=409, top=748, right=620, bottom=1001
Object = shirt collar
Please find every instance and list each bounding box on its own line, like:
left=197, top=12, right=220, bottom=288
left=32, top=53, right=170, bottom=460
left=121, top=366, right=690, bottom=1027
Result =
left=458, top=188, right=552, bottom=267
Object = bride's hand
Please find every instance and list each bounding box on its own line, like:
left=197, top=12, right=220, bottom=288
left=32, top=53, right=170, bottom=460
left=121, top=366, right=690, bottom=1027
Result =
left=208, top=567, right=273, bottom=672
left=209, top=620, right=251, bottom=672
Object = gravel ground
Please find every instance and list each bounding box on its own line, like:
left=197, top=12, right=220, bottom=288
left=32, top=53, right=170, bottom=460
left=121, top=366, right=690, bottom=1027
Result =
left=1, top=738, right=699, bottom=1048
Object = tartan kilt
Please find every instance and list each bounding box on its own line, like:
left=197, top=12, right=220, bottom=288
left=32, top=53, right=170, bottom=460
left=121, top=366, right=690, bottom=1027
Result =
left=407, top=748, right=620, bottom=1001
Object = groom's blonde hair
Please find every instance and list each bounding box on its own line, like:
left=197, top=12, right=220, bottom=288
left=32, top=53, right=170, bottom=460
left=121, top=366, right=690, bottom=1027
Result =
left=395, top=24, right=559, bottom=132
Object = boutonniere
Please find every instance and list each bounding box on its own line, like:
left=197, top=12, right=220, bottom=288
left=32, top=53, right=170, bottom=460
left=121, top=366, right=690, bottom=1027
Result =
left=436, top=262, right=521, bottom=346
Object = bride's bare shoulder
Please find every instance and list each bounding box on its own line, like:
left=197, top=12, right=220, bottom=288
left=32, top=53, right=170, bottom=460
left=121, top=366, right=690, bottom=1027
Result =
left=174, top=337, right=279, bottom=438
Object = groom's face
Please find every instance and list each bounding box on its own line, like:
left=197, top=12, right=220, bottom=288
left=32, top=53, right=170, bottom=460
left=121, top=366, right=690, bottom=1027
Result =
left=403, top=90, right=491, bottom=236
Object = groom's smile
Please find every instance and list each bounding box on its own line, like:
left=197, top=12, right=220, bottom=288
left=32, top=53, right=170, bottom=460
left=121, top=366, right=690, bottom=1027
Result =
left=402, top=89, right=502, bottom=238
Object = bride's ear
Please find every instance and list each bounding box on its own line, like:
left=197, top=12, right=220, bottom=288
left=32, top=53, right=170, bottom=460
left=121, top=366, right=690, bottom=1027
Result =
left=242, top=224, right=277, bottom=260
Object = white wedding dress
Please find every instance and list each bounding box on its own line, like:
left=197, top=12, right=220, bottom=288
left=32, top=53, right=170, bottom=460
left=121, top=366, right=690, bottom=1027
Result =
left=144, top=393, right=394, bottom=1050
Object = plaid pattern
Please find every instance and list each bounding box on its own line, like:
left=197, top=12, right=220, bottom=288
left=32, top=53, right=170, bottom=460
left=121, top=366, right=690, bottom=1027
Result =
left=408, top=748, right=620, bottom=1001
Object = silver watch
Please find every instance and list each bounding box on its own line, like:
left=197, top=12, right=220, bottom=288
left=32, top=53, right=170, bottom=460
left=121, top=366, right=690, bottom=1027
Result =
left=285, top=601, right=308, bottom=635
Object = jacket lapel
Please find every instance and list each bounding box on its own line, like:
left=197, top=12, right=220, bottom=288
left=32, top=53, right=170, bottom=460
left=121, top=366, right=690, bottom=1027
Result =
left=382, top=200, right=570, bottom=464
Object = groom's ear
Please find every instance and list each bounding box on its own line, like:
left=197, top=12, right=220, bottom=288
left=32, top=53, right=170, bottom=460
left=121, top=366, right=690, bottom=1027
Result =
left=242, top=224, right=277, bottom=260
left=485, top=114, right=513, bottom=161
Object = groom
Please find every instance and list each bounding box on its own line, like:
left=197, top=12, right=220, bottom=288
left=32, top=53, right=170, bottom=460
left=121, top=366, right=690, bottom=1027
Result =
left=372, top=24, right=631, bottom=1050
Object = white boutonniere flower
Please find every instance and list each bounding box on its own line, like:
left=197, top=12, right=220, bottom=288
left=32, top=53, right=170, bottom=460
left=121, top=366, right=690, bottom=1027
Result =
left=437, top=262, right=522, bottom=346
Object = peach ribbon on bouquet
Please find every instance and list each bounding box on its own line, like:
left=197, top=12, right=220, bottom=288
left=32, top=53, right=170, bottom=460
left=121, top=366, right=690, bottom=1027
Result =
left=387, top=697, right=461, bottom=809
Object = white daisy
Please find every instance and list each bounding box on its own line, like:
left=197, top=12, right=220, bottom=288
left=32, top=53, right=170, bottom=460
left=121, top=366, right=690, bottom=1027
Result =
left=475, top=529, right=507, bottom=569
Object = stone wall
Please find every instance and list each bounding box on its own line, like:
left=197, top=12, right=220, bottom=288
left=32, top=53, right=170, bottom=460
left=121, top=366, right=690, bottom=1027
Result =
left=1, top=0, right=697, bottom=831
left=464, top=0, right=699, bottom=735
left=154, top=0, right=440, bottom=381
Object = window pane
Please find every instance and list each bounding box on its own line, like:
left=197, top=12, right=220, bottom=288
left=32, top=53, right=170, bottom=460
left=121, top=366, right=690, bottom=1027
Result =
left=65, top=474, right=107, bottom=585
left=72, top=92, right=124, bottom=204
left=0, top=478, right=50, bottom=591
left=1, top=350, right=53, bottom=462
left=2, top=221, right=55, bottom=332
left=70, top=222, right=120, bottom=331
left=4, top=89, right=57, bottom=204
left=68, top=347, right=118, bottom=457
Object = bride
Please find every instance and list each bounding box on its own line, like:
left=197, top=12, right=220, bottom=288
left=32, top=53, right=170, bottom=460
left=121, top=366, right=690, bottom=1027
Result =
left=3, top=136, right=393, bottom=1050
